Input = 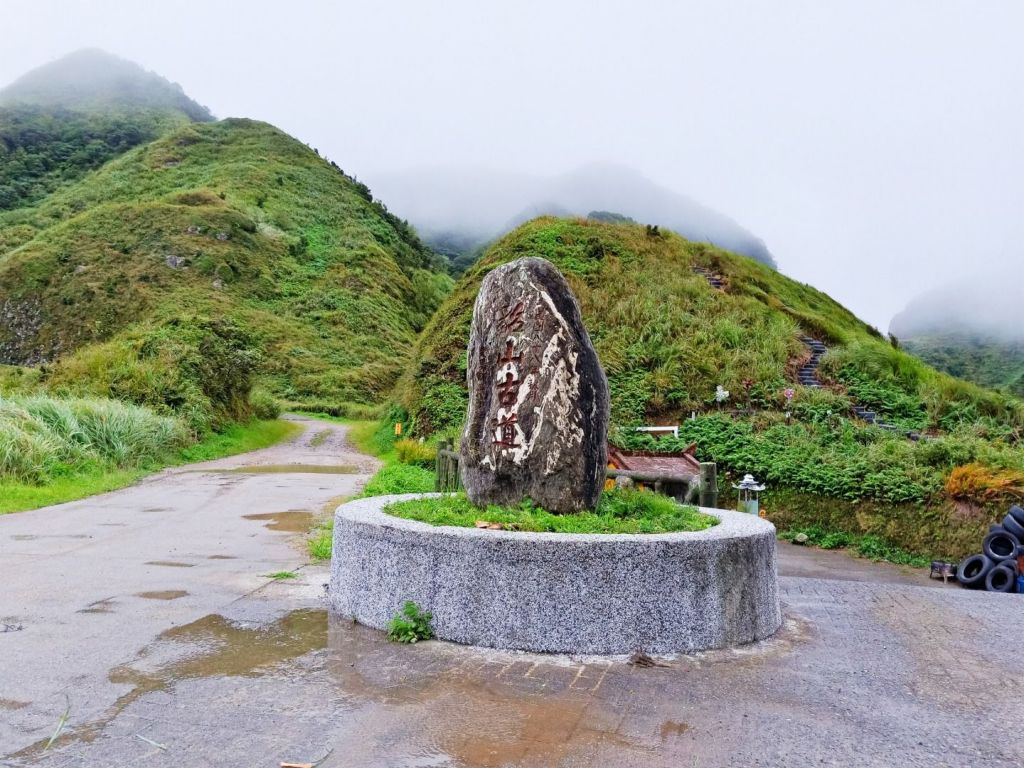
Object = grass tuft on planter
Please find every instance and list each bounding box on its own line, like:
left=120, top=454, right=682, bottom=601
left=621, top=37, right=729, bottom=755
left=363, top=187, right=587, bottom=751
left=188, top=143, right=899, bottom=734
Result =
left=384, top=487, right=717, bottom=534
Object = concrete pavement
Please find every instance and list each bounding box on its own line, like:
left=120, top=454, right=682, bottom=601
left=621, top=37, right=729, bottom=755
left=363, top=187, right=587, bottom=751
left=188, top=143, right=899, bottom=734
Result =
left=2, top=424, right=1018, bottom=767
left=0, top=415, right=378, bottom=756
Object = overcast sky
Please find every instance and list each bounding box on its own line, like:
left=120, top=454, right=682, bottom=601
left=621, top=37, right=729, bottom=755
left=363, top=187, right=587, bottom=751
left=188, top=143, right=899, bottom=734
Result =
left=2, top=0, right=1021, bottom=330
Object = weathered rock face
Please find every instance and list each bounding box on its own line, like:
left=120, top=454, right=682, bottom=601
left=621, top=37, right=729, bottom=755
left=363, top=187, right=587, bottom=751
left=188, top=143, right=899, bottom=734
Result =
left=460, top=257, right=609, bottom=513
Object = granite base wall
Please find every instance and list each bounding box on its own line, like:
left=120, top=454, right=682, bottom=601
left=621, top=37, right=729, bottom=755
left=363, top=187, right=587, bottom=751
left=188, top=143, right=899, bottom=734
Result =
left=329, top=494, right=781, bottom=654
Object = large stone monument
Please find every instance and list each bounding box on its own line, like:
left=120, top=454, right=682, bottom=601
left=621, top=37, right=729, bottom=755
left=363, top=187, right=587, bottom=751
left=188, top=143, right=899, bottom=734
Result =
left=460, top=257, right=609, bottom=513
left=329, top=255, right=782, bottom=653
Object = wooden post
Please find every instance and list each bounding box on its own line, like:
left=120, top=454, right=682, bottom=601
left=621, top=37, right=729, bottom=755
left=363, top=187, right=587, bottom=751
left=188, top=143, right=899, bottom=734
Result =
left=699, top=462, right=718, bottom=508
left=435, top=441, right=444, bottom=492
left=436, top=440, right=459, bottom=492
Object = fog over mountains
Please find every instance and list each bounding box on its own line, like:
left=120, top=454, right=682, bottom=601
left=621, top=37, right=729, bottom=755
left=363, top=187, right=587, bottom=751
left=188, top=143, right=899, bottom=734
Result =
left=369, top=163, right=777, bottom=270
left=890, top=280, right=1022, bottom=342
left=0, top=48, right=212, bottom=120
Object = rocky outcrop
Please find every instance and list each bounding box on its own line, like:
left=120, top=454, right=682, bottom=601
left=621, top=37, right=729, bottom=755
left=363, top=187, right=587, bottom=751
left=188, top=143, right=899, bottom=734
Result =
left=460, top=257, right=609, bottom=513
left=0, top=296, right=51, bottom=365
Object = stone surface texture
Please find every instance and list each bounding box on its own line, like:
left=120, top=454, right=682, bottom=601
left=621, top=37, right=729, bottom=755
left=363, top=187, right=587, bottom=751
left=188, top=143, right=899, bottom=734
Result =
left=329, top=494, right=782, bottom=654
left=460, top=257, right=609, bottom=513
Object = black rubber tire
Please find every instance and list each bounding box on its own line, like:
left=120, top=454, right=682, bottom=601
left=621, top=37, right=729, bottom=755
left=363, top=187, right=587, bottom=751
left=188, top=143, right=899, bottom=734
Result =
left=985, top=564, right=1017, bottom=593
left=1002, top=513, right=1024, bottom=541
left=1009, top=504, right=1024, bottom=526
left=983, top=530, right=1020, bottom=561
left=997, top=558, right=1019, bottom=574
left=957, top=553, right=993, bottom=589
left=989, top=523, right=1006, bottom=534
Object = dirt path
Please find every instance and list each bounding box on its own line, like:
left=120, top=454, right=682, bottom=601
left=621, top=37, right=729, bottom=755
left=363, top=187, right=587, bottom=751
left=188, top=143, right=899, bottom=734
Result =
left=0, top=415, right=378, bottom=755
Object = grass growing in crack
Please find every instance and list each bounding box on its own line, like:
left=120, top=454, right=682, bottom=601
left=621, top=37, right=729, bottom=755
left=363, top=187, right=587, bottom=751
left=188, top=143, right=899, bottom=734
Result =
left=266, top=570, right=298, bottom=580
left=308, top=518, right=334, bottom=561
left=386, top=488, right=717, bottom=534
left=387, top=600, right=434, bottom=643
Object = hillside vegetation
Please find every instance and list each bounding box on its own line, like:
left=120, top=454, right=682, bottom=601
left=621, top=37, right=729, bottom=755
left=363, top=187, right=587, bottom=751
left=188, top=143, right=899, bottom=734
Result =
left=397, top=217, right=1024, bottom=558
left=902, top=335, right=1024, bottom=397
left=0, top=49, right=212, bottom=211
left=0, top=119, right=451, bottom=423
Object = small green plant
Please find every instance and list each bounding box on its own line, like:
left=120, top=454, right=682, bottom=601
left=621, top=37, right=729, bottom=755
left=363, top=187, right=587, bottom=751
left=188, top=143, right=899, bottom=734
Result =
left=819, top=531, right=851, bottom=550
left=387, top=600, right=434, bottom=643
left=307, top=518, right=334, bottom=561
left=266, top=570, right=298, bottom=580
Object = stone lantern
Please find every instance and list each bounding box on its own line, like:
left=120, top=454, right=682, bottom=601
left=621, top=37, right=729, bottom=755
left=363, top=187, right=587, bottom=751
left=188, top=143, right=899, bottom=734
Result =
left=733, top=473, right=765, bottom=515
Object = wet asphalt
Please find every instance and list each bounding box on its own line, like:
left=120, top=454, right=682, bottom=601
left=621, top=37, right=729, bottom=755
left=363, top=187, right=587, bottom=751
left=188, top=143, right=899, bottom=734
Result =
left=2, top=422, right=1018, bottom=767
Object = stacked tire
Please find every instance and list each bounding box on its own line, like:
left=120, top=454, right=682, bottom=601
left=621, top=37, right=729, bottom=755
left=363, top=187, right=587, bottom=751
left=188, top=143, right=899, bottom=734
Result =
left=957, top=505, right=1024, bottom=593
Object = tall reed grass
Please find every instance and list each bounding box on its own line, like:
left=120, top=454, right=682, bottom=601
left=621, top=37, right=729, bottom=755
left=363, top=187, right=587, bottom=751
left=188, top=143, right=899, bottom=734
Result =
left=0, top=394, right=187, bottom=484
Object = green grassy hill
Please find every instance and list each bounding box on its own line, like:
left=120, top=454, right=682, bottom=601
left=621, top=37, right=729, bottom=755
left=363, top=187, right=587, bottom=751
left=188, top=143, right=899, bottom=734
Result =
left=0, top=118, right=451, bottom=423
left=0, top=49, right=213, bottom=211
left=396, top=217, right=1024, bottom=559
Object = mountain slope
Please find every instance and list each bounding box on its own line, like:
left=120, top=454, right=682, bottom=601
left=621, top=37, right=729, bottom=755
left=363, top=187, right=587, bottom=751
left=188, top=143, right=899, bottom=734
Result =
left=370, top=164, right=778, bottom=272
left=0, top=49, right=212, bottom=211
left=0, top=118, right=451, bottom=407
left=399, top=217, right=1020, bottom=433
left=396, top=217, right=1024, bottom=559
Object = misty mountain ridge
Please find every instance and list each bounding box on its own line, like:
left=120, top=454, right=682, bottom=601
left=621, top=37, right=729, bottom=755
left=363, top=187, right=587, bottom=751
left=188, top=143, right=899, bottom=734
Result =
left=890, top=279, right=1023, bottom=343
left=891, top=279, right=1024, bottom=395
left=0, top=49, right=213, bottom=211
left=0, top=48, right=213, bottom=120
left=369, top=163, right=778, bottom=271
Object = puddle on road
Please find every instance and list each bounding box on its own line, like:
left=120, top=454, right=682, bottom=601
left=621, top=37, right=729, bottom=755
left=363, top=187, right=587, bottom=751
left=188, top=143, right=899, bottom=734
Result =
left=22, top=610, right=708, bottom=765
left=110, top=610, right=328, bottom=693
left=213, top=464, right=358, bottom=475
left=145, top=560, right=194, bottom=568
left=243, top=510, right=315, bottom=532
left=10, top=610, right=328, bottom=760
left=136, top=590, right=189, bottom=601
left=11, top=533, right=89, bottom=541
left=323, top=622, right=657, bottom=767
left=208, top=554, right=236, bottom=560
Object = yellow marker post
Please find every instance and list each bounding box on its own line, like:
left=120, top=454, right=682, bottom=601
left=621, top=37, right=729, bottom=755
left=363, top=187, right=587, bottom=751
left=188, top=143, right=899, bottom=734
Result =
left=394, top=422, right=402, bottom=437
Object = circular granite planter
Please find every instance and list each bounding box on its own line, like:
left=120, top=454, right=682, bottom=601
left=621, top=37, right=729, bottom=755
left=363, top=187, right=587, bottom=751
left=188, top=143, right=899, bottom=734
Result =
left=329, top=494, right=781, bottom=655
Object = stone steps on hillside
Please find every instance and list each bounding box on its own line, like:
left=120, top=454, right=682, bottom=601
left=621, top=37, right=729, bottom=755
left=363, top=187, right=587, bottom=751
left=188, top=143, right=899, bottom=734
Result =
left=691, top=266, right=725, bottom=289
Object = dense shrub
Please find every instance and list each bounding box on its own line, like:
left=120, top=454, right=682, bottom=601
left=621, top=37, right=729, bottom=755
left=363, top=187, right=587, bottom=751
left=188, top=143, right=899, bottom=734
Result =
left=395, top=438, right=436, bottom=469
left=613, top=414, right=1024, bottom=506
left=44, top=317, right=261, bottom=435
